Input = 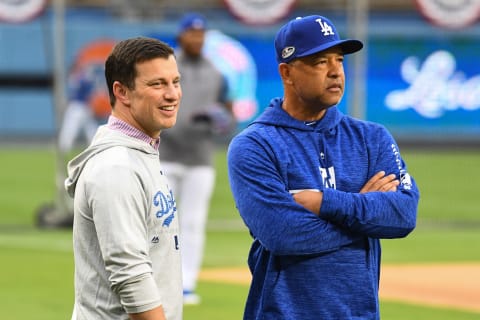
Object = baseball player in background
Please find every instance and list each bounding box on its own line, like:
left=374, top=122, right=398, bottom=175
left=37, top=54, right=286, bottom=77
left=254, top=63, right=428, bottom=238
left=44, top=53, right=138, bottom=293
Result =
left=58, top=40, right=114, bottom=153
left=227, top=15, right=419, bottom=319
left=158, top=12, right=234, bottom=305
left=65, top=37, right=183, bottom=320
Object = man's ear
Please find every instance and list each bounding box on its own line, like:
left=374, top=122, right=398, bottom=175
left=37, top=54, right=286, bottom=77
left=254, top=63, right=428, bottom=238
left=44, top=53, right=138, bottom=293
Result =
left=113, top=81, right=130, bottom=106
left=278, top=63, right=293, bottom=85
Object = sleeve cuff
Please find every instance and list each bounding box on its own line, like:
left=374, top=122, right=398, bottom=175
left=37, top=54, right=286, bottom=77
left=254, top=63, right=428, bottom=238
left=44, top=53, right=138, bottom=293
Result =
left=117, top=273, right=162, bottom=314
left=320, top=188, right=352, bottom=222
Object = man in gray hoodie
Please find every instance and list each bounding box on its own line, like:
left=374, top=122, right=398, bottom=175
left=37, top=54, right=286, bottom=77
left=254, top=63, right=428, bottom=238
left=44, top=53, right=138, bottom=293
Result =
left=65, top=37, right=183, bottom=320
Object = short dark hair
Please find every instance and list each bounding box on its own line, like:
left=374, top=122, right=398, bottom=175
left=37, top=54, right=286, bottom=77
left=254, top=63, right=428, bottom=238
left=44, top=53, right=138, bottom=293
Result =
left=105, top=37, right=175, bottom=106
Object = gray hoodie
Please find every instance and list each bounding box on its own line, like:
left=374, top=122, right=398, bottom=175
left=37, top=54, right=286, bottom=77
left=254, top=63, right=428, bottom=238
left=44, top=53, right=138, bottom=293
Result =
left=66, top=125, right=182, bottom=320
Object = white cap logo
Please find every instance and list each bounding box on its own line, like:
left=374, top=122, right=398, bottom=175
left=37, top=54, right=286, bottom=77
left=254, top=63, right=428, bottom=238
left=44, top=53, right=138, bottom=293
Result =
left=316, top=18, right=334, bottom=36
left=282, top=46, right=295, bottom=59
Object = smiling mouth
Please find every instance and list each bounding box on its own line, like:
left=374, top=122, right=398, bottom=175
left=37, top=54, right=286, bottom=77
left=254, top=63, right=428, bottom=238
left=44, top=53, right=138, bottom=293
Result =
left=160, top=105, right=175, bottom=111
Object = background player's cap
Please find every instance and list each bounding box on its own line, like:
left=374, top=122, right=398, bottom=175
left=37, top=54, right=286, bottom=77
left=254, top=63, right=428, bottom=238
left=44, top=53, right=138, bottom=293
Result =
left=177, top=12, right=207, bottom=35
left=274, top=15, right=363, bottom=64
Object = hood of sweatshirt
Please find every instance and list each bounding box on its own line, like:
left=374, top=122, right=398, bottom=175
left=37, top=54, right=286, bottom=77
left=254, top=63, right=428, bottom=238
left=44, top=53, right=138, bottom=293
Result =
left=251, top=97, right=344, bottom=133
left=64, top=125, right=158, bottom=197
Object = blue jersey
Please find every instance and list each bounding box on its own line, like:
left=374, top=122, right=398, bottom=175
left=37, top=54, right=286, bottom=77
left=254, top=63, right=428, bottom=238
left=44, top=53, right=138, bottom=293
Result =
left=227, top=98, right=419, bottom=320
left=68, top=63, right=105, bottom=103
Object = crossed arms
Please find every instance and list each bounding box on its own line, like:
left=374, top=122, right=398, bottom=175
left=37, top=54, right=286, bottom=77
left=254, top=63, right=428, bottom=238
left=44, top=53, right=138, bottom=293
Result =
left=293, top=171, right=399, bottom=216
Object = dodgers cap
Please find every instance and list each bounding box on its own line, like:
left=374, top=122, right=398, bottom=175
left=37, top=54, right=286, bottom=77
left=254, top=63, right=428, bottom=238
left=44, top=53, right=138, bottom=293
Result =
left=177, top=12, right=207, bottom=35
left=275, top=15, right=363, bottom=64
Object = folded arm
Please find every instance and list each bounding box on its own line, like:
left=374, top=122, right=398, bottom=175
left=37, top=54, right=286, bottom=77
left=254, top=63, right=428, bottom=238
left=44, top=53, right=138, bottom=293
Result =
left=294, top=158, right=418, bottom=238
left=227, top=135, right=361, bottom=256
left=293, top=171, right=399, bottom=214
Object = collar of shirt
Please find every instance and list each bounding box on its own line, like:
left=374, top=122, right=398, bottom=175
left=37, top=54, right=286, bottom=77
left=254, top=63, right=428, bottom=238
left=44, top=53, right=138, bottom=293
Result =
left=107, top=115, right=160, bottom=150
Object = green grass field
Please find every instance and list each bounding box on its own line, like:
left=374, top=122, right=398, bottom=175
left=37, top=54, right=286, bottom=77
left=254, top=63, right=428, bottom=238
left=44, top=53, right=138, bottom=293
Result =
left=1, top=145, right=479, bottom=319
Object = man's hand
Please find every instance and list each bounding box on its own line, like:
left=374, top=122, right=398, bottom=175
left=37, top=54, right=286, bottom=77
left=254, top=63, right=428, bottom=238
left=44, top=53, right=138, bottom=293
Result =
left=360, top=171, right=399, bottom=193
left=292, top=190, right=323, bottom=216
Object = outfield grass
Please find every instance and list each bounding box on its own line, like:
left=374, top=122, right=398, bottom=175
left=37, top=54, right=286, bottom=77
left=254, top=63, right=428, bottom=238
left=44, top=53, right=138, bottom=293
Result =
left=402, top=149, right=480, bottom=223
left=0, top=146, right=479, bottom=319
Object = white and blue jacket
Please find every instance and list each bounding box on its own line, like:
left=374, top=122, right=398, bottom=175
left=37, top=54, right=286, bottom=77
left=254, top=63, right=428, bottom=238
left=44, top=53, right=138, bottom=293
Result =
left=227, top=98, right=419, bottom=320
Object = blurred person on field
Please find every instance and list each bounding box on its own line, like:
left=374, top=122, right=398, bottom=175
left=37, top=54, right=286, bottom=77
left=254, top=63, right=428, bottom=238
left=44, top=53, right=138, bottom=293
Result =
left=58, top=40, right=115, bottom=153
left=227, top=15, right=419, bottom=319
left=158, top=12, right=235, bottom=305
left=65, top=37, right=183, bottom=320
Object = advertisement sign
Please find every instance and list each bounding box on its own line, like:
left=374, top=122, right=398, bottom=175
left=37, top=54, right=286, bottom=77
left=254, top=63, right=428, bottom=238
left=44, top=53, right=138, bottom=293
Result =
left=367, top=35, right=480, bottom=139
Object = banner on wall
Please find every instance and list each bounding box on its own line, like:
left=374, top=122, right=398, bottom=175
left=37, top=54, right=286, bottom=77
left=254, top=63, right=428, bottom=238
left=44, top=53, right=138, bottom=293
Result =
left=0, top=0, right=47, bottom=23
left=414, top=0, right=480, bottom=29
left=224, top=0, right=297, bottom=25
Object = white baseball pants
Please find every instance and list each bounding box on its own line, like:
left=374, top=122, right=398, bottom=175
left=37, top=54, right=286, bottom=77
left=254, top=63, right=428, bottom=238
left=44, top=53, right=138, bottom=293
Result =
left=161, top=162, right=215, bottom=292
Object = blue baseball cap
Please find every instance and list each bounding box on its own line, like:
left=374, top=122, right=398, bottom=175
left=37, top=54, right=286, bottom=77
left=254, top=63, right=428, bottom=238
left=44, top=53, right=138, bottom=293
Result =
left=177, top=12, right=207, bottom=35
left=275, top=15, right=363, bottom=63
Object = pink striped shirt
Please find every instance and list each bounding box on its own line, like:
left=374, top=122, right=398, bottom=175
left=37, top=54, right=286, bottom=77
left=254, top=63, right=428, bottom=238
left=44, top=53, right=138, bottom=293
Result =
left=107, top=115, right=160, bottom=150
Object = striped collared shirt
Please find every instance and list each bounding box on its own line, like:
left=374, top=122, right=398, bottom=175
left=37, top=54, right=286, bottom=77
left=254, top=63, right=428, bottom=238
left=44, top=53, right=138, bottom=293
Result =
left=107, top=115, right=160, bottom=150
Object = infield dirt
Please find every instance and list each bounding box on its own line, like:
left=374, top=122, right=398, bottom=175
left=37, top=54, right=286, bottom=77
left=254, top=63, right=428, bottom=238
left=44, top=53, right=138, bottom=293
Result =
left=200, top=263, right=480, bottom=313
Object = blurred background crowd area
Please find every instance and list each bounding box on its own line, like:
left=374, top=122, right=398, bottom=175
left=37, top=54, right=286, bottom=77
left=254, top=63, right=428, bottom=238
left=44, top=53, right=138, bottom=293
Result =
left=1, top=0, right=479, bottom=146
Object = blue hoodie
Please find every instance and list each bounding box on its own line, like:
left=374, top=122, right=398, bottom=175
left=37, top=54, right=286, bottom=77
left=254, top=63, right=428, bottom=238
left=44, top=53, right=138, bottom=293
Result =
left=227, top=98, right=419, bottom=320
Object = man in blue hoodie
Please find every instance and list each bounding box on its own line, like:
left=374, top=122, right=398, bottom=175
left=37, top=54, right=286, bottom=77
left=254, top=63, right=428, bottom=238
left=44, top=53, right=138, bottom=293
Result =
left=227, top=15, right=419, bottom=320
